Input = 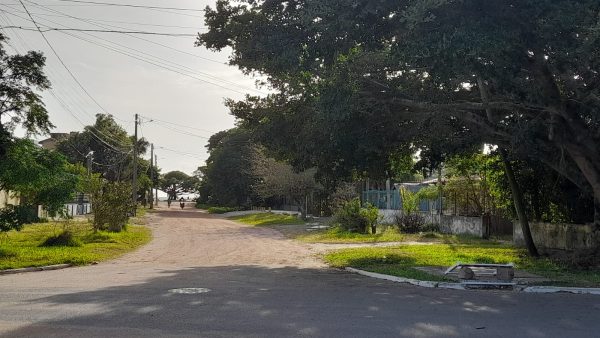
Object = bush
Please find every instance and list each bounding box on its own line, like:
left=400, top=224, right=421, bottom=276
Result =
left=41, top=230, right=82, bottom=247
left=0, top=205, right=24, bottom=233
left=207, top=206, right=237, bottom=214
left=91, top=181, right=133, bottom=232
left=0, top=204, right=38, bottom=233
left=360, top=203, right=380, bottom=234
left=394, top=212, right=426, bottom=233
left=333, top=199, right=380, bottom=234
left=330, top=182, right=359, bottom=212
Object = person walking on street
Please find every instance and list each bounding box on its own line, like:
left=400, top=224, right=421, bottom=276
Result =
left=179, top=197, right=185, bottom=210
left=167, top=199, right=172, bottom=208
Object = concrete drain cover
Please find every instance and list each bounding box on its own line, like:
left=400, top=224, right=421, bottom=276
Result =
left=168, top=288, right=211, bottom=294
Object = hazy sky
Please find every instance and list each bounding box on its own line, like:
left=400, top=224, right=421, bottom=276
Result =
left=0, top=0, right=259, bottom=175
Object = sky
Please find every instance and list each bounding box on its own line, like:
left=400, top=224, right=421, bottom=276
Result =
left=0, top=0, right=261, bottom=175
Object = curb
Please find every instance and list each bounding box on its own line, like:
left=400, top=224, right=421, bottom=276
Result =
left=345, top=267, right=465, bottom=290
left=345, top=267, right=600, bottom=295
left=0, top=264, right=73, bottom=276
left=521, top=286, right=600, bottom=295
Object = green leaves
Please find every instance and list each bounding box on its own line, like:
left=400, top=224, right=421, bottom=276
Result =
left=0, top=139, right=80, bottom=226
left=0, top=36, right=52, bottom=154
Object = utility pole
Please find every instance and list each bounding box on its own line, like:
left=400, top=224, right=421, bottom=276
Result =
left=132, top=114, right=138, bottom=215
left=86, top=150, right=93, bottom=177
left=155, top=154, right=159, bottom=206
left=149, top=143, right=154, bottom=209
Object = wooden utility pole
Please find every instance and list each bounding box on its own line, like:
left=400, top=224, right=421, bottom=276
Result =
left=149, top=143, right=154, bottom=209
left=132, top=114, right=138, bottom=215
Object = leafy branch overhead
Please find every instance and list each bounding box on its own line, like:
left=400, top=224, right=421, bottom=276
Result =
left=198, top=0, right=600, bottom=227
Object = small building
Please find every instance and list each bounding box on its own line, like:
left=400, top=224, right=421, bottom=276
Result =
left=38, top=132, right=77, bottom=150
left=0, top=190, right=19, bottom=208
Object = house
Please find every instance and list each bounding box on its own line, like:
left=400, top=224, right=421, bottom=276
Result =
left=0, top=190, right=19, bottom=208
left=38, top=132, right=77, bottom=150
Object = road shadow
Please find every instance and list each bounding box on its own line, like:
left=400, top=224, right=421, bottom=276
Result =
left=2, top=265, right=596, bottom=337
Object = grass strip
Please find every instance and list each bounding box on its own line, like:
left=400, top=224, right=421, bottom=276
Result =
left=324, top=244, right=600, bottom=287
left=229, top=212, right=305, bottom=226
left=0, top=221, right=151, bottom=270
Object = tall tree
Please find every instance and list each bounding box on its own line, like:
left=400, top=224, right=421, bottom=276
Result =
left=0, top=33, right=52, bottom=158
left=198, top=0, right=600, bottom=255
left=253, top=156, right=320, bottom=218
left=160, top=171, right=199, bottom=201
left=200, top=128, right=260, bottom=207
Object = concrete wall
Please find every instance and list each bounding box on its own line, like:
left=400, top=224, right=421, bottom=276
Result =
left=514, top=222, right=599, bottom=251
left=378, top=209, right=485, bottom=237
left=438, top=215, right=485, bottom=237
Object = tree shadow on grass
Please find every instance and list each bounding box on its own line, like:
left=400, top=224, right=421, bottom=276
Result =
left=1, top=265, right=596, bottom=337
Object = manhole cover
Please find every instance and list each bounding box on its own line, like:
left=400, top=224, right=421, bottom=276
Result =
left=168, top=288, right=211, bottom=294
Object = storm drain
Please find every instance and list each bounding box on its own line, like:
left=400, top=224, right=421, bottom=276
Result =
left=168, top=288, right=211, bottom=294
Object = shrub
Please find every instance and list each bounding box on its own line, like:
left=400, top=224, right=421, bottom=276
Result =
left=333, top=199, right=380, bottom=234
left=91, top=181, right=133, bottom=232
left=207, top=206, right=237, bottom=214
left=41, top=230, right=82, bottom=247
left=394, top=212, right=426, bottom=233
left=360, top=202, right=380, bottom=234
left=330, top=182, right=359, bottom=212
left=0, top=204, right=38, bottom=233
left=0, top=205, right=24, bottom=233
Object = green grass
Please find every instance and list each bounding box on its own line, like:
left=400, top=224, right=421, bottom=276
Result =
left=324, top=244, right=600, bottom=287
left=229, top=212, right=305, bottom=226
left=299, top=227, right=406, bottom=243
left=298, top=226, right=497, bottom=245
left=0, top=221, right=151, bottom=270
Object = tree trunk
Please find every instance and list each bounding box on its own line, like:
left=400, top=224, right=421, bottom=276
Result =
left=500, top=149, right=539, bottom=256
left=563, top=142, right=600, bottom=230
left=477, top=76, right=538, bottom=256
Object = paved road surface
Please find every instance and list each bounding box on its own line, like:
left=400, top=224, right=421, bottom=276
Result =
left=1, top=207, right=599, bottom=337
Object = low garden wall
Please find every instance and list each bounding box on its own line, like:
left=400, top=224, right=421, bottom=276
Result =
left=437, top=215, right=485, bottom=237
left=377, top=209, right=486, bottom=237
left=514, top=222, right=600, bottom=251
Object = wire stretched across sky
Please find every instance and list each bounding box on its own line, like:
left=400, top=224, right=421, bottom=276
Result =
left=51, top=0, right=205, bottom=12
left=1, top=25, right=199, bottom=36
left=2, top=3, right=266, bottom=95
left=0, top=8, right=132, bottom=154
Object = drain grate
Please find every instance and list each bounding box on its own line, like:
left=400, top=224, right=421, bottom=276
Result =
left=168, top=288, right=211, bottom=294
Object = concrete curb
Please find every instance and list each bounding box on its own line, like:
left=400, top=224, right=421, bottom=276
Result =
left=345, top=267, right=600, bottom=295
left=345, top=267, right=466, bottom=290
left=0, top=264, right=72, bottom=276
left=521, top=286, right=600, bottom=295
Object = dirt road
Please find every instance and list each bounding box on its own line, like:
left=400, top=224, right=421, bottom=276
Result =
left=0, top=206, right=598, bottom=337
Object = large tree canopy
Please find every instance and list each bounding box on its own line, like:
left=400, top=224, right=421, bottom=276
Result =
left=160, top=171, right=199, bottom=201
left=0, top=33, right=52, bottom=158
left=0, top=139, right=79, bottom=217
left=198, top=128, right=260, bottom=207
left=198, top=0, right=600, bottom=227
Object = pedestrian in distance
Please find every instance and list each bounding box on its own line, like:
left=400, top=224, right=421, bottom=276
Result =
left=167, top=199, right=171, bottom=208
left=179, top=197, right=185, bottom=210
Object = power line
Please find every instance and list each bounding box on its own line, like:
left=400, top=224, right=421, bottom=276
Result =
left=16, top=0, right=116, bottom=122
left=140, top=115, right=218, bottom=135
left=24, top=0, right=224, bottom=64
left=0, top=4, right=206, bottom=28
left=1, top=25, right=198, bottom=36
left=51, top=0, right=205, bottom=12
left=0, top=8, right=130, bottom=153
left=9, top=10, right=263, bottom=94
left=156, top=146, right=206, bottom=160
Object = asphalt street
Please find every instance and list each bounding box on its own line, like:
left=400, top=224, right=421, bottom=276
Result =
left=0, top=206, right=599, bottom=337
